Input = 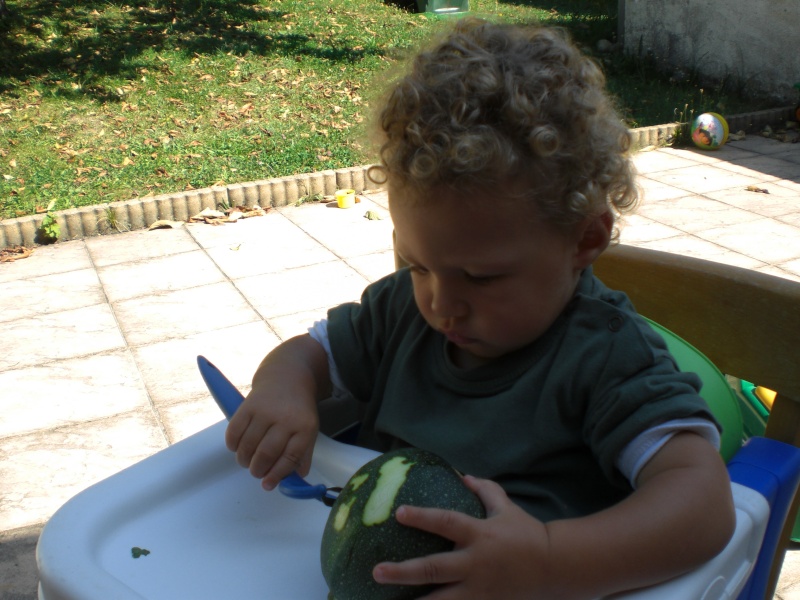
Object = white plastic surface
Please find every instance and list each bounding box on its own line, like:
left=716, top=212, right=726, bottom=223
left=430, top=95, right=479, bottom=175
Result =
left=609, top=483, right=768, bottom=599
left=37, top=422, right=380, bottom=600
left=37, top=423, right=767, bottom=600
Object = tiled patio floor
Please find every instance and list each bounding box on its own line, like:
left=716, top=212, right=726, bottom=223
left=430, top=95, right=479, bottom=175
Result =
left=1, top=135, right=799, bottom=598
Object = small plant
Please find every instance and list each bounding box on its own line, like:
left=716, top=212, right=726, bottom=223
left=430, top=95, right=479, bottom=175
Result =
left=37, top=200, right=60, bottom=243
left=672, top=103, right=696, bottom=147
left=99, top=206, right=129, bottom=233
left=295, top=192, right=325, bottom=207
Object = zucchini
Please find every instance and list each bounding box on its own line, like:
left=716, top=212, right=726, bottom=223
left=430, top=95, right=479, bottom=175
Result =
left=320, top=447, right=485, bottom=600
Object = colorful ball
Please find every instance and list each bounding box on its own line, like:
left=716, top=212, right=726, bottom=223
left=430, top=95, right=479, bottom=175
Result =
left=691, top=112, right=729, bottom=150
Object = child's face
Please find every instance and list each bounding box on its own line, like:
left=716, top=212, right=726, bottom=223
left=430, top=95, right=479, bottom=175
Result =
left=390, top=184, right=610, bottom=368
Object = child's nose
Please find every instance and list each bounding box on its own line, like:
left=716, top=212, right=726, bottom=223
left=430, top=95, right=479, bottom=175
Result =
left=430, top=278, right=467, bottom=319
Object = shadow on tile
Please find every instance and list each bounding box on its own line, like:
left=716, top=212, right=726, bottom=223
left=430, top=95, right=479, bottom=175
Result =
left=0, top=524, right=41, bottom=600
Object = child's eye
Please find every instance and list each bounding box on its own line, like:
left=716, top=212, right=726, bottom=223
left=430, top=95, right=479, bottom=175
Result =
left=409, top=265, right=429, bottom=276
left=465, top=272, right=499, bottom=285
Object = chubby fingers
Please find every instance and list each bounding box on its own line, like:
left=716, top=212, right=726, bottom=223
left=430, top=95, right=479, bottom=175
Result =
left=224, top=407, right=251, bottom=455
left=462, top=474, right=515, bottom=515
left=373, top=542, right=464, bottom=587
left=382, top=476, right=512, bottom=545
left=225, top=412, right=314, bottom=489
left=259, top=433, right=315, bottom=491
left=398, top=503, right=479, bottom=545
left=227, top=411, right=276, bottom=473
left=247, top=425, right=314, bottom=489
left=372, top=504, right=477, bottom=587
left=372, top=476, right=515, bottom=588
left=373, top=555, right=460, bottom=589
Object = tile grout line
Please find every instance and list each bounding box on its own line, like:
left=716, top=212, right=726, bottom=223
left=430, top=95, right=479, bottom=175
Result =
left=81, top=239, right=173, bottom=448
left=182, top=215, right=288, bottom=345
left=627, top=148, right=800, bottom=274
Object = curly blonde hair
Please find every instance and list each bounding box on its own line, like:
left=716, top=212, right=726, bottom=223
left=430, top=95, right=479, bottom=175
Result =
left=370, top=18, right=638, bottom=236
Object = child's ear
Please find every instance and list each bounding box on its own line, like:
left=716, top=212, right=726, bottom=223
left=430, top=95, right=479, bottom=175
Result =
left=574, top=211, right=613, bottom=269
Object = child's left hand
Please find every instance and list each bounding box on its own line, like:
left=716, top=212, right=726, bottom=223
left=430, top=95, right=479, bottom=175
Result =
left=372, top=475, right=553, bottom=599
left=372, top=433, right=736, bottom=600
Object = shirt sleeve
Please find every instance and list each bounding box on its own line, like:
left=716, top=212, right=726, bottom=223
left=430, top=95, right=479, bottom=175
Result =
left=308, top=318, right=351, bottom=399
left=573, top=287, right=723, bottom=488
left=616, top=417, right=721, bottom=487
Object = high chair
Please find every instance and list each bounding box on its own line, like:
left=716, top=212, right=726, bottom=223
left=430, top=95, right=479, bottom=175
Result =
left=593, top=243, right=800, bottom=599
left=36, top=244, right=800, bottom=600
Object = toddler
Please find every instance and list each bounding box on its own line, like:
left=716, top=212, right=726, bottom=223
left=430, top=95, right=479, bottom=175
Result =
left=227, top=18, right=735, bottom=599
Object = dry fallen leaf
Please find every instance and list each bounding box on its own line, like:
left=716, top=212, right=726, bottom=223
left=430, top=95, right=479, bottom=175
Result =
left=0, top=245, right=34, bottom=262
left=191, top=207, right=226, bottom=219
left=223, top=205, right=268, bottom=218
left=148, top=220, right=184, bottom=230
left=187, top=205, right=269, bottom=225
left=745, top=185, right=769, bottom=194
left=240, top=206, right=268, bottom=218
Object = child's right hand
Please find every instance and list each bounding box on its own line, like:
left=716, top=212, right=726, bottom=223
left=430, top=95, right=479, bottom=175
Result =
left=224, top=334, right=332, bottom=491
left=225, top=384, right=319, bottom=491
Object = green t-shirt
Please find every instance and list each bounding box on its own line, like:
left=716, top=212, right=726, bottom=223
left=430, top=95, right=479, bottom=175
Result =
left=327, top=267, right=716, bottom=522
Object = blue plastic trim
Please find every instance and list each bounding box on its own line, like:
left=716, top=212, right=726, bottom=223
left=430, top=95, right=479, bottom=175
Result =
left=728, top=437, right=800, bottom=599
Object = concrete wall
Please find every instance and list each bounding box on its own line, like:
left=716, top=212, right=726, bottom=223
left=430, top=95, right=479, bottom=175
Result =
left=621, top=0, right=800, bottom=105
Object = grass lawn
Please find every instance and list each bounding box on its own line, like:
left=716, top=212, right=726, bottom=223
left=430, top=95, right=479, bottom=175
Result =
left=0, top=0, right=776, bottom=219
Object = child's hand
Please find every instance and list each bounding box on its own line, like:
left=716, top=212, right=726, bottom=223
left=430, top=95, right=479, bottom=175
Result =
left=372, top=475, right=555, bottom=599
left=224, top=334, right=331, bottom=491
left=225, top=383, right=319, bottom=491
left=373, top=433, right=735, bottom=599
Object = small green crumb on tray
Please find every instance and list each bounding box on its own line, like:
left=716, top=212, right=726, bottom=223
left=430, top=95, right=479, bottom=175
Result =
left=131, top=547, right=151, bottom=558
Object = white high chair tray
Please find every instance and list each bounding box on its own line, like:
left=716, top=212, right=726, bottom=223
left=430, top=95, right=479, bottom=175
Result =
left=37, top=422, right=766, bottom=600
left=37, top=422, right=380, bottom=600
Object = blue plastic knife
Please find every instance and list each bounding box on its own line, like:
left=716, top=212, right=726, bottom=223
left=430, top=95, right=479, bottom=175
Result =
left=196, top=355, right=339, bottom=505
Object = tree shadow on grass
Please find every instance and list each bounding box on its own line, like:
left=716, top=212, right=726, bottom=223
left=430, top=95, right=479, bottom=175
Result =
left=497, top=0, right=618, bottom=44
left=0, top=0, right=383, bottom=100
left=497, top=0, right=615, bottom=15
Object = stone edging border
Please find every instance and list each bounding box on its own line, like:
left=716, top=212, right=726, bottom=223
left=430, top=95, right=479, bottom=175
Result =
left=1, top=106, right=795, bottom=250
left=627, top=106, right=795, bottom=149
left=1, top=165, right=376, bottom=250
